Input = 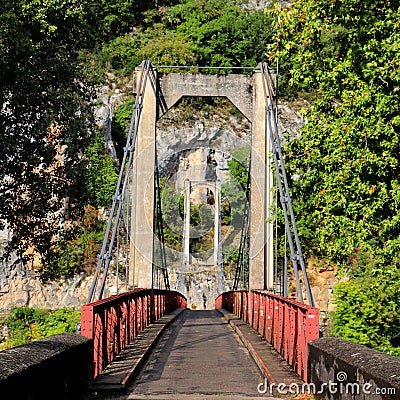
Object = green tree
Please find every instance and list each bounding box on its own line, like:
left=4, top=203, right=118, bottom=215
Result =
left=332, top=264, right=400, bottom=356
left=82, top=131, right=119, bottom=208
left=222, top=145, right=250, bottom=227
left=268, top=0, right=400, bottom=353
left=3, top=307, right=45, bottom=347
left=160, top=179, right=183, bottom=252
left=0, top=0, right=136, bottom=277
left=0, top=0, right=98, bottom=265
left=102, top=0, right=273, bottom=77
left=167, top=0, right=272, bottom=68
left=269, top=0, right=400, bottom=267
left=227, top=145, right=250, bottom=191
left=112, top=98, right=137, bottom=161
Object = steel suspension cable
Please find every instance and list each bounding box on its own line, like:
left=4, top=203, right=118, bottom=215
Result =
left=154, top=152, right=170, bottom=290
left=233, top=170, right=250, bottom=290
left=87, top=61, right=153, bottom=303
left=260, top=62, right=314, bottom=306
left=260, top=62, right=302, bottom=301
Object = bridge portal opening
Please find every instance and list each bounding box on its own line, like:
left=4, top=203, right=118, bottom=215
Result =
left=154, top=97, right=251, bottom=309
left=129, top=68, right=274, bottom=307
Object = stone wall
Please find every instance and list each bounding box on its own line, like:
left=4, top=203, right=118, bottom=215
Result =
left=0, top=333, right=92, bottom=399
left=308, top=337, right=400, bottom=399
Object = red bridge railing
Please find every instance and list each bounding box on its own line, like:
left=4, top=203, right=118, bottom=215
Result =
left=81, top=289, right=187, bottom=378
left=215, top=290, right=319, bottom=381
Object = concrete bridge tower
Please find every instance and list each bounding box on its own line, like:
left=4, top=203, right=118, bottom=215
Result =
left=129, top=65, right=274, bottom=291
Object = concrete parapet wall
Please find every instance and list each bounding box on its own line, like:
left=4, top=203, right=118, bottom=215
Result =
left=308, top=337, right=400, bottom=399
left=0, top=333, right=93, bottom=399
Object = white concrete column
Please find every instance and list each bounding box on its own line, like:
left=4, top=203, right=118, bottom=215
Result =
left=183, top=179, right=191, bottom=269
left=265, top=114, right=274, bottom=291
left=177, top=179, right=191, bottom=293
left=213, top=180, right=221, bottom=267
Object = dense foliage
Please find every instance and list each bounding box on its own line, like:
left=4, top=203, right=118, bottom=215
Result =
left=332, top=264, right=400, bottom=355
left=0, top=0, right=94, bottom=266
left=269, top=0, right=400, bottom=353
left=99, top=0, right=271, bottom=74
left=0, top=0, right=270, bottom=281
left=1, top=307, right=81, bottom=349
left=0, top=0, right=125, bottom=278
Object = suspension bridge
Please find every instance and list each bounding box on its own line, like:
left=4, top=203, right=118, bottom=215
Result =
left=1, top=62, right=399, bottom=400
left=81, top=60, right=318, bottom=397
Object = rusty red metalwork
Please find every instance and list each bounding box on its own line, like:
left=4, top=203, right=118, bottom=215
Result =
left=215, top=290, right=319, bottom=381
left=81, top=289, right=187, bottom=378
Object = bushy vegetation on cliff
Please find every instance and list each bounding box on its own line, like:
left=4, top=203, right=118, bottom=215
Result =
left=269, top=0, right=400, bottom=355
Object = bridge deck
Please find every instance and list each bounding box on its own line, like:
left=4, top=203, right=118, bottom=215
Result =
left=96, top=310, right=276, bottom=399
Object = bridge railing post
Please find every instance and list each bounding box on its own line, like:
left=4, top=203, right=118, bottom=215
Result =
left=248, top=290, right=253, bottom=326
left=243, top=291, right=248, bottom=323
left=276, top=297, right=284, bottom=354
left=282, top=300, right=289, bottom=361
left=266, top=294, right=272, bottom=342
left=234, top=291, right=241, bottom=316
left=253, top=292, right=258, bottom=332
left=259, top=293, right=265, bottom=338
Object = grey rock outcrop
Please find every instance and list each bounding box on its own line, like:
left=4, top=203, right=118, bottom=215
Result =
left=0, top=85, right=312, bottom=311
left=0, top=265, right=126, bottom=310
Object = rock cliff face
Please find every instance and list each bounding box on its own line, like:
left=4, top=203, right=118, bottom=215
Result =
left=0, top=228, right=125, bottom=309
left=0, top=80, right=335, bottom=313
left=0, top=268, right=125, bottom=310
